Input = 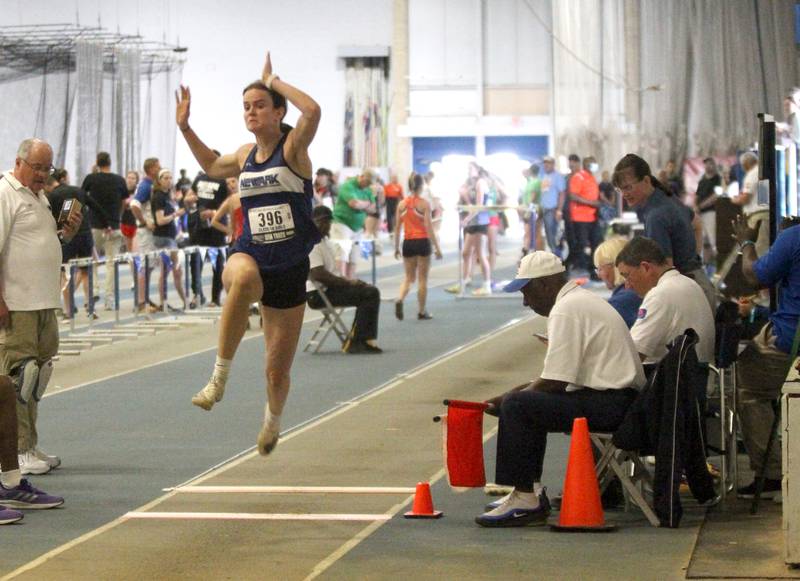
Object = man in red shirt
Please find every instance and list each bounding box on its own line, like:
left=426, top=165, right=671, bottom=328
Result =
left=383, top=172, right=404, bottom=235
left=568, top=155, right=601, bottom=280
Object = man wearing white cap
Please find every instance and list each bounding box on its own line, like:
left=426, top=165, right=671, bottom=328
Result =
left=475, top=251, right=646, bottom=527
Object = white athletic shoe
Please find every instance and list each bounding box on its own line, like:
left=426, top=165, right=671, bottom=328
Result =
left=256, top=422, right=280, bottom=456
left=191, top=378, right=225, bottom=411
left=33, top=448, right=61, bottom=469
left=18, top=450, right=50, bottom=476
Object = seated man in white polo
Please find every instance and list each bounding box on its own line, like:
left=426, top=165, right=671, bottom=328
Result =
left=330, top=170, right=376, bottom=279
left=615, top=236, right=715, bottom=370
left=476, top=251, right=645, bottom=527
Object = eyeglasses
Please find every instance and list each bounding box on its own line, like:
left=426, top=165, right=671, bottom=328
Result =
left=615, top=179, right=643, bottom=194
left=20, top=159, right=55, bottom=175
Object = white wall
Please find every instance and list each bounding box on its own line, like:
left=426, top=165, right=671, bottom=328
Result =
left=6, top=0, right=392, bottom=174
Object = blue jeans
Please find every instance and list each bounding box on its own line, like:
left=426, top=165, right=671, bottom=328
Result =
left=542, top=208, right=560, bottom=257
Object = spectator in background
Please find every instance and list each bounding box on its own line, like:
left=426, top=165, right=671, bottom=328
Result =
left=538, top=155, right=566, bottom=257
left=663, top=159, right=684, bottom=198
left=383, top=171, right=403, bottom=236
left=81, top=151, right=127, bottom=310
left=568, top=155, right=601, bottom=280
left=121, top=170, right=139, bottom=253
left=211, top=177, right=243, bottom=247
left=185, top=154, right=229, bottom=308
left=594, top=237, right=642, bottom=328
left=331, top=170, right=376, bottom=279
left=598, top=169, right=618, bottom=225
left=313, top=168, right=335, bottom=209
left=421, top=171, right=443, bottom=234
left=732, top=152, right=761, bottom=215
left=151, top=169, right=187, bottom=311
left=519, top=164, right=541, bottom=256
left=695, top=157, right=721, bottom=266
left=175, top=168, right=192, bottom=194
left=130, top=157, right=165, bottom=314
left=48, top=169, right=108, bottom=320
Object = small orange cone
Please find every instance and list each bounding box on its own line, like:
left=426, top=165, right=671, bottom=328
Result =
left=404, top=482, right=443, bottom=519
left=550, top=417, right=616, bottom=532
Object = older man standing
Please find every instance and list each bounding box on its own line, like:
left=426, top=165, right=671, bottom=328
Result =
left=475, top=252, right=645, bottom=527
left=331, top=170, right=376, bottom=279
left=0, top=139, right=80, bottom=475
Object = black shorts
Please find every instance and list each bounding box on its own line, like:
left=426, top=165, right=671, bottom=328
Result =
left=402, top=238, right=431, bottom=258
left=258, top=257, right=310, bottom=309
left=464, top=224, right=488, bottom=236
left=62, top=232, right=94, bottom=263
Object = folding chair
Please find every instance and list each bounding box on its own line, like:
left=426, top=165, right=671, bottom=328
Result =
left=591, top=432, right=660, bottom=527
left=707, top=301, right=743, bottom=504
left=303, top=280, right=351, bottom=353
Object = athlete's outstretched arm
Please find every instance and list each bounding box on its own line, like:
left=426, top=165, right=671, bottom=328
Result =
left=263, top=53, right=321, bottom=173
left=175, top=85, right=244, bottom=179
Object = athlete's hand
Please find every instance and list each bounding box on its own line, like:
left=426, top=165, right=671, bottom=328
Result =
left=175, top=85, right=191, bottom=131
left=434, top=248, right=443, bottom=260
left=262, top=51, right=273, bottom=84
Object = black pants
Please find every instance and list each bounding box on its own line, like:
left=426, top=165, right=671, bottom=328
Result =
left=190, top=249, right=225, bottom=304
left=307, top=284, right=381, bottom=341
left=495, top=388, right=637, bottom=488
left=572, top=221, right=600, bottom=274
left=385, top=197, right=400, bottom=234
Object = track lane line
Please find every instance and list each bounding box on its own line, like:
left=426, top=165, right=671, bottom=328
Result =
left=2, top=315, right=531, bottom=580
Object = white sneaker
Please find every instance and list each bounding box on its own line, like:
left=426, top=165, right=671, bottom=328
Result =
left=471, top=284, right=492, bottom=296
left=191, top=378, right=225, bottom=411
left=18, top=450, right=50, bottom=476
left=256, top=422, right=280, bottom=456
left=33, top=448, right=61, bottom=469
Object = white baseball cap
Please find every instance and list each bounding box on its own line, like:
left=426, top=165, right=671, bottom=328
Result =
left=503, top=251, right=566, bottom=292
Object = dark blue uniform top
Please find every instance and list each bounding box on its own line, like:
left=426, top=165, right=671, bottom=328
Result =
left=234, top=134, right=320, bottom=272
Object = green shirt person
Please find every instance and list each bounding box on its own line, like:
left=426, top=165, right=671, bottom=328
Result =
left=333, top=173, right=376, bottom=232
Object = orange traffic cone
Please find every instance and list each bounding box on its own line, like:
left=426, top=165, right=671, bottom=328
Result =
left=550, top=417, right=616, bottom=532
left=404, top=482, right=443, bottom=519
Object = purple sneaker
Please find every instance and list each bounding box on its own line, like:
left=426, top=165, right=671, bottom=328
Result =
left=0, top=505, right=24, bottom=524
left=0, top=479, right=64, bottom=509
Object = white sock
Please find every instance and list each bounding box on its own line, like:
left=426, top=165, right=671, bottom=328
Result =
left=265, top=407, right=281, bottom=430
left=515, top=489, right=540, bottom=507
left=533, top=482, right=544, bottom=497
left=212, top=356, right=232, bottom=384
left=1, top=469, right=21, bottom=489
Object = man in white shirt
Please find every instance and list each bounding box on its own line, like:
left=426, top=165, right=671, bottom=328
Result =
left=307, top=206, right=382, bottom=354
left=733, top=152, right=761, bottom=215
left=0, top=138, right=81, bottom=476
left=475, top=251, right=645, bottom=528
left=615, top=236, right=715, bottom=366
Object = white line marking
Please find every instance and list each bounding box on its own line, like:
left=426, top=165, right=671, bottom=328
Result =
left=166, top=485, right=417, bottom=494
left=305, top=427, right=499, bottom=580
left=3, top=318, right=526, bottom=580
left=124, top=511, right=392, bottom=522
